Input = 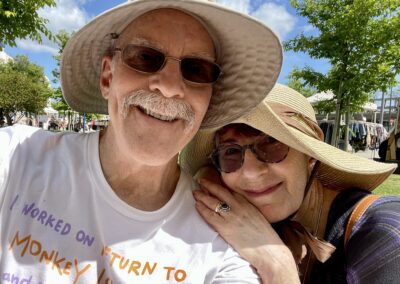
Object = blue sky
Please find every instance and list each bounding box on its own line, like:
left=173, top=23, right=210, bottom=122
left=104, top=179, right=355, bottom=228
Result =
left=3, top=0, right=331, bottom=86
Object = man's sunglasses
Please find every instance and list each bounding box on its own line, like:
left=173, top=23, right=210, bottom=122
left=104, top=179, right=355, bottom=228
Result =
left=114, top=44, right=222, bottom=84
left=210, top=135, right=290, bottom=173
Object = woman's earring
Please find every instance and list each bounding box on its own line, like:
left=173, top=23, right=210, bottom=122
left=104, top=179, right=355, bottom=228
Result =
left=308, top=158, right=317, bottom=171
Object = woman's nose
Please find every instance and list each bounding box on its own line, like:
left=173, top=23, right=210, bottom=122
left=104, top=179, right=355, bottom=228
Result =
left=240, top=149, right=269, bottom=178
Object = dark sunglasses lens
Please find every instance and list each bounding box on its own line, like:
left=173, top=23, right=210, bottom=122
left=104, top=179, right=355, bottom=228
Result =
left=181, top=58, right=221, bottom=83
left=213, top=145, right=243, bottom=173
left=122, top=45, right=165, bottom=73
left=255, top=136, right=289, bottom=163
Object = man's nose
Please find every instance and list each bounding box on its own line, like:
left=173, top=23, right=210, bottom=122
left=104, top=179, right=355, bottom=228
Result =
left=148, top=58, right=185, bottom=99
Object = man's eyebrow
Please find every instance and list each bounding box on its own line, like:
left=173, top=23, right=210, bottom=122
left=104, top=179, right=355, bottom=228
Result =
left=190, top=51, right=216, bottom=61
left=129, top=38, right=165, bottom=51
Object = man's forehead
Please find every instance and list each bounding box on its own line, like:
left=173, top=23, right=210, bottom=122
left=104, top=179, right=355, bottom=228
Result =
left=120, top=8, right=203, bottom=38
left=117, top=8, right=215, bottom=58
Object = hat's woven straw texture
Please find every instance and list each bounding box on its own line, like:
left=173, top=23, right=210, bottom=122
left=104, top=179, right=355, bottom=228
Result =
left=180, top=84, right=397, bottom=191
left=61, top=0, right=283, bottom=129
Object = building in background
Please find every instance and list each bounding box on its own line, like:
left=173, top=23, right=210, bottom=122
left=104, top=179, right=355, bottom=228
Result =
left=0, top=51, right=13, bottom=63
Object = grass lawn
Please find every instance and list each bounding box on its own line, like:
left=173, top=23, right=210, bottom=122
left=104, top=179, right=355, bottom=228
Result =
left=374, top=174, right=400, bottom=195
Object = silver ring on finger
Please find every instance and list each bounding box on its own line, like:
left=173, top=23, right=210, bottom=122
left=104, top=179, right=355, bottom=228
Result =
left=215, top=201, right=231, bottom=214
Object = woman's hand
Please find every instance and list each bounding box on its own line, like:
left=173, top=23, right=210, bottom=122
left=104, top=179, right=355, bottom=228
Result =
left=193, top=178, right=300, bottom=284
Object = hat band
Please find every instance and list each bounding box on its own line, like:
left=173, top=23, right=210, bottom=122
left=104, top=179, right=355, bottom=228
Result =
left=268, top=102, right=324, bottom=141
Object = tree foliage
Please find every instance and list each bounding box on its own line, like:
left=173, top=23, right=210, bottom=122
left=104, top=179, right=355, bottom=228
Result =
left=0, top=0, right=56, bottom=49
left=51, top=30, right=72, bottom=113
left=51, top=30, right=105, bottom=130
left=313, top=99, right=337, bottom=114
left=287, top=69, right=317, bottom=97
left=285, top=0, right=400, bottom=146
left=0, top=55, right=53, bottom=125
left=288, top=69, right=336, bottom=113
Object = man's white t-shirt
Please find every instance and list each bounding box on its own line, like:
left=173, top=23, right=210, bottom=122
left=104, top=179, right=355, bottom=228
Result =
left=0, top=125, right=259, bottom=283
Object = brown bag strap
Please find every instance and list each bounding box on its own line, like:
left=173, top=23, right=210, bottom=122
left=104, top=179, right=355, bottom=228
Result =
left=344, top=195, right=380, bottom=248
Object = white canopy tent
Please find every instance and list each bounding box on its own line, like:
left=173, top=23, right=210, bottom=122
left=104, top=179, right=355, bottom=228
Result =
left=307, top=91, right=334, bottom=104
left=44, top=106, right=58, bottom=115
left=0, top=51, right=13, bottom=63
left=307, top=91, right=377, bottom=111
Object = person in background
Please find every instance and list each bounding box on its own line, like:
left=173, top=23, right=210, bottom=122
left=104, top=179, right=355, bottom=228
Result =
left=181, top=83, right=400, bottom=283
left=0, top=0, right=283, bottom=282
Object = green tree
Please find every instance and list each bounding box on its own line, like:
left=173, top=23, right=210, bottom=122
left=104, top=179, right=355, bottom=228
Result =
left=51, top=30, right=106, bottom=131
left=0, top=0, right=56, bottom=49
left=288, top=69, right=337, bottom=115
left=287, top=68, right=317, bottom=97
left=51, top=30, right=72, bottom=113
left=285, top=0, right=400, bottom=147
left=0, top=55, right=53, bottom=126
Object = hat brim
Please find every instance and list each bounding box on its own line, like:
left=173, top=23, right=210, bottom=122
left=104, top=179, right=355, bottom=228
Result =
left=180, top=100, right=396, bottom=191
left=61, top=0, right=282, bottom=129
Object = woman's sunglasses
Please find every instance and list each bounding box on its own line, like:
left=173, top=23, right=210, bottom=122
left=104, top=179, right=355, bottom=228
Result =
left=210, top=135, right=290, bottom=173
left=114, top=44, right=222, bottom=84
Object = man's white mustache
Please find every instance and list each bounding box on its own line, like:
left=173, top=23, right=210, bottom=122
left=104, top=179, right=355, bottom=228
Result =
left=121, top=90, right=195, bottom=128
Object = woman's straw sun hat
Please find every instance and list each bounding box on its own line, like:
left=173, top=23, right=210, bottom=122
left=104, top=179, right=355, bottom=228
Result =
left=180, top=83, right=397, bottom=191
left=61, top=0, right=283, bottom=129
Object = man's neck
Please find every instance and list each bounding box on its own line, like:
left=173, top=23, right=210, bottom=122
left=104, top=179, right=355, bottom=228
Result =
left=98, top=129, right=181, bottom=211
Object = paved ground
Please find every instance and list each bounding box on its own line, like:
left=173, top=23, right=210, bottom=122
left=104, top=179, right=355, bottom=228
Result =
left=351, top=147, right=381, bottom=160
left=351, top=146, right=400, bottom=174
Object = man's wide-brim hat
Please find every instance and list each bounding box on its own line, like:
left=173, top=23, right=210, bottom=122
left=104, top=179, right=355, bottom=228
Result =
left=61, top=0, right=282, bottom=129
left=180, top=84, right=397, bottom=191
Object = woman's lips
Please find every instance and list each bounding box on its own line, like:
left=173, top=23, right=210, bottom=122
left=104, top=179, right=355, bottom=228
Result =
left=243, top=182, right=282, bottom=198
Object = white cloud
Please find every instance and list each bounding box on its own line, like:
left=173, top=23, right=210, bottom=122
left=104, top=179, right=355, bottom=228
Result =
left=216, top=0, right=250, bottom=14
left=16, top=0, right=89, bottom=54
left=303, top=24, right=315, bottom=33
left=216, top=1, right=296, bottom=40
left=251, top=2, right=296, bottom=40
left=16, top=39, right=58, bottom=55
left=39, top=0, right=89, bottom=33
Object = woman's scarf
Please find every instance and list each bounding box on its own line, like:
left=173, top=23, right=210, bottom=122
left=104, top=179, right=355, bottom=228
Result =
left=274, top=180, right=339, bottom=282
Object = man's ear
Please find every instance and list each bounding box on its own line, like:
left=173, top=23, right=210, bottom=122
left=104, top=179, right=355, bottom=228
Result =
left=100, top=56, right=113, bottom=99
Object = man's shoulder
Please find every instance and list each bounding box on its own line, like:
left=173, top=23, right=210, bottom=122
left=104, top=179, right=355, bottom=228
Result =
left=173, top=170, right=223, bottom=237
left=0, top=124, right=68, bottom=144
left=1, top=124, right=95, bottom=146
left=0, top=125, right=42, bottom=164
left=178, top=169, right=199, bottom=190
left=0, top=125, right=97, bottom=165
left=1, top=124, right=42, bottom=139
